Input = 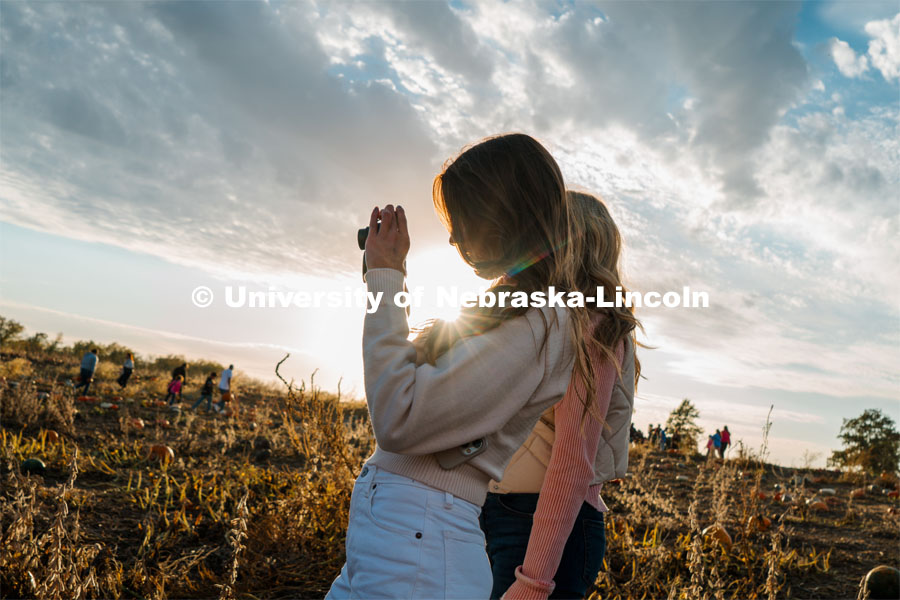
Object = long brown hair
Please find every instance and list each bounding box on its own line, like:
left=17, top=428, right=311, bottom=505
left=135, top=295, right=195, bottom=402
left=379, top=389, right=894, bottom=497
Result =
left=566, top=191, right=643, bottom=401
left=416, top=134, right=640, bottom=420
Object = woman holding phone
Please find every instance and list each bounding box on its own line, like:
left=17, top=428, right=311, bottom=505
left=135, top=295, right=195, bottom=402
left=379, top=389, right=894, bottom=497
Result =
left=327, top=134, right=608, bottom=599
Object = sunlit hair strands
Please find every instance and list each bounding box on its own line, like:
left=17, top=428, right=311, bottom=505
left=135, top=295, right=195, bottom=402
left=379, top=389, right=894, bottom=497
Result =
left=415, top=133, right=642, bottom=421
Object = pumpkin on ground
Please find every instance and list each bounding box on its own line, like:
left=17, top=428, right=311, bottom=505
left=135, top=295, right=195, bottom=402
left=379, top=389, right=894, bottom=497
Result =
left=748, top=515, right=772, bottom=532
left=701, top=525, right=732, bottom=551
left=148, top=445, right=175, bottom=463
left=851, top=488, right=866, bottom=499
left=808, top=500, right=829, bottom=512
left=22, top=458, right=46, bottom=475
left=862, top=565, right=900, bottom=600
left=44, top=430, right=59, bottom=443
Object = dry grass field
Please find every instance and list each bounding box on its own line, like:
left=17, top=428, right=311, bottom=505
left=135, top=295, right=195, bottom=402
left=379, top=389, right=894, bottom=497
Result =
left=1, top=349, right=898, bottom=599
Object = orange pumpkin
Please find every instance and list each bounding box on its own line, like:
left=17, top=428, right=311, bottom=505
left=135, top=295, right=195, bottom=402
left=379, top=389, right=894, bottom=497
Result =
left=757, top=491, right=768, bottom=501
left=44, top=430, right=59, bottom=444
left=156, top=419, right=170, bottom=428
left=148, top=445, right=174, bottom=463
left=808, top=500, right=828, bottom=512
left=748, top=515, right=772, bottom=532
left=888, top=490, right=899, bottom=499
left=130, top=418, right=145, bottom=429
left=701, top=525, right=732, bottom=551
left=851, top=488, right=866, bottom=499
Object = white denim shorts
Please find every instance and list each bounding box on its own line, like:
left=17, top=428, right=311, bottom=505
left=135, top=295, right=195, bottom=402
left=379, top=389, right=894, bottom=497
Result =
left=326, top=463, right=492, bottom=600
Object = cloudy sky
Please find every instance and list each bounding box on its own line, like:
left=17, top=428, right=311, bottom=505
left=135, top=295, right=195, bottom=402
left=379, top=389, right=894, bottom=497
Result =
left=1, top=0, right=898, bottom=466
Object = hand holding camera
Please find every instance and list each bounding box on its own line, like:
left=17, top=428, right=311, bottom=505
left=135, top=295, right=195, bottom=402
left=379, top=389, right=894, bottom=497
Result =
left=358, top=205, right=409, bottom=275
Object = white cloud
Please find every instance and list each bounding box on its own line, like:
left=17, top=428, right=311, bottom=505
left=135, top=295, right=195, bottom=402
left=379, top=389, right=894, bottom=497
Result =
left=865, top=12, right=900, bottom=81
left=1, top=1, right=897, bottom=416
left=828, top=37, right=870, bottom=77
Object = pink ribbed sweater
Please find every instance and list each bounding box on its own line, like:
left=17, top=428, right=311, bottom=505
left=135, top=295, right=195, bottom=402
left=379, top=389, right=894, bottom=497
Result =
left=504, top=338, right=624, bottom=600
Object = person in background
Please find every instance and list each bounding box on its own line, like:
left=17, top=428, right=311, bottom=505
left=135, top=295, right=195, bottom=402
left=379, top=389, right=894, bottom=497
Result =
left=706, top=435, right=715, bottom=461
left=630, top=423, right=641, bottom=444
left=117, top=353, right=134, bottom=389
left=219, top=364, right=233, bottom=395
left=165, top=375, right=183, bottom=405
left=659, top=427, right=668, bottom=451
left=215, top=364, right=234, bottom=411
left=171, top=363, right=188, bottom=399
left=191, top=372, right=217, bottom=412
left=720, top=425, right=731, bottom=459
left=713, top=429, right=722, bottom=458
left=77, top=349, right=99, bottom=395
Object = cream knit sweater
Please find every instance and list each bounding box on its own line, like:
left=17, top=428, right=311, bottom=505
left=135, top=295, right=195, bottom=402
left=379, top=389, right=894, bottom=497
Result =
left=363, top=268, right=576, bottom=506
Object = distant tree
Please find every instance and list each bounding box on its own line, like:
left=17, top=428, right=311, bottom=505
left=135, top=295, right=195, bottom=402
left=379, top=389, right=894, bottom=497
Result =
left=45, top=333, right=64, bottom=354
left=665, top=398, right=703, bottom=452
left=0, top=316, right=25, bottom=347
left=22, top=332, right=49, bottom=353
left=828, top=409, right=900, bottom=475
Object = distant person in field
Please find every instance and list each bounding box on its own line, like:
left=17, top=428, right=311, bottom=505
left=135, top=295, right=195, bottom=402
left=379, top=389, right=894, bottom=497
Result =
left=630, top=423, right=643, bottom=443
left=670, top=429, right=680, bottom=451
left=713, top=429, right=722, bottom=457
left=659, top=427, right=668, bottom=451
left=165, top=375, right=183, bottom=405
left=76, top=349, right=99, bottom=395
left=706, top=435, right=715, bottom=460
left=215, top=364, right=233, bottom=412
left=171, top=362, right=188, bottom=398
left=117, top=353, right=134, bottom=389
left=720, top=426, right=731, bottom=458
left=191, top=372, right=217, bottom=412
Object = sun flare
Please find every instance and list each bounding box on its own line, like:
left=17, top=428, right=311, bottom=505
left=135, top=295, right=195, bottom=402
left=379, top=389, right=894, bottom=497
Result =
left=404, top=244, right=489, bottom=324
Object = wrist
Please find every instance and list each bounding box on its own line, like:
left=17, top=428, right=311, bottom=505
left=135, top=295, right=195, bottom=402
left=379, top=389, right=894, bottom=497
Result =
left=514, top=566, right=554, bottom=595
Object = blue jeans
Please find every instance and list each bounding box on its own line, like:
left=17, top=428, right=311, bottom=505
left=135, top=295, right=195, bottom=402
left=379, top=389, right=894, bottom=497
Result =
left=77, top=368, right=94, bottom=395
left=479, top=493, right=606, bottom=600
left=191, top=393, right=213, bottom=411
